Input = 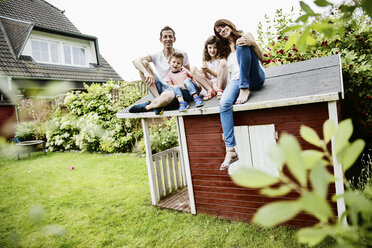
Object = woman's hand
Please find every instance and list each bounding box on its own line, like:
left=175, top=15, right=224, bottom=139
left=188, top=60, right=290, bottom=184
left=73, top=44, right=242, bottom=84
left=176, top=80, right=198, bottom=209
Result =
left=236, top=32, right=256, bottom=46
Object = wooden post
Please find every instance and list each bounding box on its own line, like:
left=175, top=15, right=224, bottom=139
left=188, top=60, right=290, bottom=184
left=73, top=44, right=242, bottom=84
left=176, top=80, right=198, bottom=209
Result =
left=141, top=118, right=159, bottom=204
left=176, top=116, right=196, bottom=214
left=328, top=101, right=346, bottom=224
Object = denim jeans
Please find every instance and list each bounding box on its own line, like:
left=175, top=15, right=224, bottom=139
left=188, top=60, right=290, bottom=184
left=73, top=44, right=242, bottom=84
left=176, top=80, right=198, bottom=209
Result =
left=149, top=76, right=172, bottom=97
left=219, top=46, right=266, bottom=147
left=173, top=78, right=200, bottom=102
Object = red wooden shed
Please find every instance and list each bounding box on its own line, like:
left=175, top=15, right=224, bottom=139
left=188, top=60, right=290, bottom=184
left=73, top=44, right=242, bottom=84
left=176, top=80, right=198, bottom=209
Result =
left=117, top=55, right=345, bottom=227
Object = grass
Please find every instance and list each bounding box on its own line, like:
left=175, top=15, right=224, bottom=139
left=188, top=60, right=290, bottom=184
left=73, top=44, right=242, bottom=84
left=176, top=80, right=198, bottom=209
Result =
left=0, top=152, right=334, bottom=247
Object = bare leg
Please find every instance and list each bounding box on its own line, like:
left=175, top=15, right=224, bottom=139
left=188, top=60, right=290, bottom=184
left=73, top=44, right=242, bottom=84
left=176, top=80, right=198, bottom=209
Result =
left=145, top=90, right=175, bottom=110
left=216, top=59, right=227, bottom=90
left=191, top=66, right=213, bottom=92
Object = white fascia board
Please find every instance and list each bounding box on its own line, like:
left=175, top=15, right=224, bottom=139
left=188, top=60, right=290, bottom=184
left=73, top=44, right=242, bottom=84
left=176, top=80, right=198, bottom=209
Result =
left=117, top=92, right=340, bottom=119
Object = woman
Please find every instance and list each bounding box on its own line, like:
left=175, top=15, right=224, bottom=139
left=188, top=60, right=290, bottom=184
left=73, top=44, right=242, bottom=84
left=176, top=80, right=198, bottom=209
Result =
left=214, top=19, right=266, bottom=170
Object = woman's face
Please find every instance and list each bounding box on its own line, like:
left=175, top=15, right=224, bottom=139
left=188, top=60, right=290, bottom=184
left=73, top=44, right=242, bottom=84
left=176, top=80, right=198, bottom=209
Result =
left=207, top=43, right=218, bottom=58
left=215, top=25, right=232, bottom=39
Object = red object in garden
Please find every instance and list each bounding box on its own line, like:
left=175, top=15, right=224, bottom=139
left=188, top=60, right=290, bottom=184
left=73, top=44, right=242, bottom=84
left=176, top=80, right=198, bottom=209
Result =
left=69, top=166, right=75, bottom=170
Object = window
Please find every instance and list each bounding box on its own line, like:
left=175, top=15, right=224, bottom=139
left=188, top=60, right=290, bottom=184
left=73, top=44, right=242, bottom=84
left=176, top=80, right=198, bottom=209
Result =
left=63, top=45, right=86, bottom=66
left=30, top=39, right=87, bottom=67
left=31, top=40, right=52, bottom=63
left=230, top=124, right=279, bottom=177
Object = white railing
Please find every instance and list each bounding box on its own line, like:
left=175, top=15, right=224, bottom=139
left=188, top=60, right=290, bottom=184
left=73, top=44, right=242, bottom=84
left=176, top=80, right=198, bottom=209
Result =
left=152, top=147, right=187, bottom=199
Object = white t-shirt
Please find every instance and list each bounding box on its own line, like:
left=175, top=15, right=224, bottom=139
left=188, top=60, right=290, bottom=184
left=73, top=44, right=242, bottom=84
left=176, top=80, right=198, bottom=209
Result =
left=150, top=48, right=189, bottom=82
left=205, top=60, right=219, bottom=84
left=227, top=52, right=240, bottom=83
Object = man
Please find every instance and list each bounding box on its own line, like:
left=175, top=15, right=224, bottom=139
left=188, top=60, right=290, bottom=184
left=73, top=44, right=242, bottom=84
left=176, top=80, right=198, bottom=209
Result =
left=130, top=26, right=190, bottom=114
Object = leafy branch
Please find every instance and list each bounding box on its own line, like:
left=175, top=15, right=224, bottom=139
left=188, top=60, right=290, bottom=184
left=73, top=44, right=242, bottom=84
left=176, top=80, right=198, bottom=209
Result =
left=231, top=119, right=371, bottom=247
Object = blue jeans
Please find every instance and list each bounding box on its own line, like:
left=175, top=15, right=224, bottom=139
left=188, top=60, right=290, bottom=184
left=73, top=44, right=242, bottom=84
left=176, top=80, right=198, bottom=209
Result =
left=220, top=46, right=265, bottom=147
left=173, top=78, right=200, bottom=102
left=149, top=76, right=172, bottom=97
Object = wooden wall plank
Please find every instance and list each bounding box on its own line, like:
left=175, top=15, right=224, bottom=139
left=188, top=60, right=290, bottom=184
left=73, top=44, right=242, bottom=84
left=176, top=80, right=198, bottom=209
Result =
left=184, top=102, right=337, bottom=227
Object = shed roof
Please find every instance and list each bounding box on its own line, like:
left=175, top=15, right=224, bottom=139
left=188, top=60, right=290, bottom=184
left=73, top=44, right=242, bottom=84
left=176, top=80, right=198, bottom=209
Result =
left=117, top=55, right=343, bottom=119
left=0, top=0, right=122, bottom=83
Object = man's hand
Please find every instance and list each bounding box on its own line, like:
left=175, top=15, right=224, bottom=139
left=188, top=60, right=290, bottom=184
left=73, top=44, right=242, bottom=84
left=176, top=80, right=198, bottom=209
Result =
left=144, top=75, right=156, bottom=86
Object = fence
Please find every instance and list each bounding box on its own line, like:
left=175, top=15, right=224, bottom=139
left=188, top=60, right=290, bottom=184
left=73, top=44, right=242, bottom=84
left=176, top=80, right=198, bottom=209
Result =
left=151, top=147, right=187, bottom=199
left=112, top=81, right=148, bottom=102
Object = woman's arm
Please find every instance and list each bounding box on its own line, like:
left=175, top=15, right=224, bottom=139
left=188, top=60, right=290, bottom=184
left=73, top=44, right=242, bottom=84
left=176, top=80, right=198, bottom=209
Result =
left=236, top=32, right=264, bottom=61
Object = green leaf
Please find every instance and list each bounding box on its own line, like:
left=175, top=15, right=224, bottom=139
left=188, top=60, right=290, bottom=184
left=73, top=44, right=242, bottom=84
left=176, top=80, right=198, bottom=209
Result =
left=297, top=226, right=333, bottom=246
left=311, top=22, right=333, bottom=37
left=284, top=32, right=299, bottom=51
left=297, top=26, right=311, bottom=52
left=334, top=119, right=353, bottom=155
left=323, top=119, right=336, bottom=144
left=260, top=185, right=291, bottom=197
left=267, top=144, right=285, bottom=170
left=302, top=150, right=325, bottom=169
left=300, top=1, right=317, bottom=16
left=295, top=14, right=310, bottom=23
left=230, top=167, right=279, bottom=188
left=253, top=200, right=302, bottom=226
left=310, top=163, right=333, bottom=198
left=341, top=139, right=365, bottom=172
left=282, top=25, right=302, bottom=34
left=300, top=125, right=322, bottom=147
left=344, top=191, right=372, bottom=214
left=301, top=192, right=333, bottom=222
left=279, top=134, right=306, bottom=186
left=314, top=0, right=333, bottom=7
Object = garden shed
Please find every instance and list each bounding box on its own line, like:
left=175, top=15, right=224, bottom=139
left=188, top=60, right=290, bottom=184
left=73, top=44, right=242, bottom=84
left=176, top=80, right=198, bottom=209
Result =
left=117, top=54, right=345, bottom=227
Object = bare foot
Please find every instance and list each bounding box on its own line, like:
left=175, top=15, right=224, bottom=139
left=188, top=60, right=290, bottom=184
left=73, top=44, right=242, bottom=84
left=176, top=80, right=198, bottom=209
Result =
left=235, top=88, right=250, bottom=104
left=220, top=148, right=239, bottom=170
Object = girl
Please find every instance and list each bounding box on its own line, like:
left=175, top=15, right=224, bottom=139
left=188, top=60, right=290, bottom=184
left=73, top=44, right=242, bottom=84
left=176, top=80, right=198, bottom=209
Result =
left=214, top=19, right=265, bottom=170
left=191, top=36, right=227, bottom=101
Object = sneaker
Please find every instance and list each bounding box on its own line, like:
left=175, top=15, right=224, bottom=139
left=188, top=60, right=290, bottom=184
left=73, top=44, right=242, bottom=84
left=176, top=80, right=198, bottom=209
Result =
left=154, top=107, right=164, bottom=115
left=193, top=95, right=204, bottom=107
left=128, top=101, right=151, bottom=113
left=178, top=101, right=189, bottom=112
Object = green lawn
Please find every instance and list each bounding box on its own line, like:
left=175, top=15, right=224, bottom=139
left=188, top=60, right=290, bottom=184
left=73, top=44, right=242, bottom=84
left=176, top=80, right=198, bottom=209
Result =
left=0, top=152, right=333, bottom=247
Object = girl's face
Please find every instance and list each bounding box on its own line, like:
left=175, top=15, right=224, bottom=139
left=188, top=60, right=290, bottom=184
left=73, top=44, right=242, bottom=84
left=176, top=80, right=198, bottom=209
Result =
left=169, top=57, right=183, bottom=72
left=215, top=25, right=232, bottom=39
left=207, top=43, right=218, bottom=58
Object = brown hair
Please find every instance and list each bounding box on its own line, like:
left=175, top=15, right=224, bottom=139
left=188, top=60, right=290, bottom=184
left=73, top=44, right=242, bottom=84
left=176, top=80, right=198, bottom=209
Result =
left=202, top=35, right=221, bottom=61
left=214, top=19, right=243, bottom=59
left=169, top=52, right=184, bottom=63
left=160, top=26, right=175, bottom=38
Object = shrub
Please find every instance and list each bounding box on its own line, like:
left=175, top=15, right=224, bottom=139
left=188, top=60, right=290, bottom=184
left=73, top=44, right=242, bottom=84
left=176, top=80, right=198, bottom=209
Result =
left=46, top=81, right=147, bottom=153
left=15, top=121, right=36, bottom=141
left=257, top=7, right=372, bottom=151
left=149, top=117, right=178, bottom=154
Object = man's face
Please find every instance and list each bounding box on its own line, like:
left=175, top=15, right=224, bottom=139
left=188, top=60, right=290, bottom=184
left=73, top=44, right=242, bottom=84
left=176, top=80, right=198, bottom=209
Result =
left=160, top=30, right=175, bottom=48
left=169, top=57, right=182, bottom=72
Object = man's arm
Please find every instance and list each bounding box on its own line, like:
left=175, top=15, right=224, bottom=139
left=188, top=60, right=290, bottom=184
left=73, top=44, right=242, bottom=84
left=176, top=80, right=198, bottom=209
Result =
left=132, top=55, right=156, bottom=86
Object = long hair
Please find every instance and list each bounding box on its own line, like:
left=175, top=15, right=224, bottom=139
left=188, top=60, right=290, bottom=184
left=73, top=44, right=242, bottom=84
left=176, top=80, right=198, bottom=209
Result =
left=214, top=19, right=243, bottom=59
left=202, top=35, right=221, bottom=62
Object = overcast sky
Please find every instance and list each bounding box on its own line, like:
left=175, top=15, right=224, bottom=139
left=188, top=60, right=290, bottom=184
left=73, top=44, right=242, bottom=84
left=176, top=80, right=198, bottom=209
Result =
left=46, top=0, right=341, bottom=82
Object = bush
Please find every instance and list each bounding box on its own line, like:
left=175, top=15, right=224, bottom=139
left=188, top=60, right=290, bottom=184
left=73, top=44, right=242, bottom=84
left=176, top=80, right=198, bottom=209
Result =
left=257, top=7, right=372, bottom=152
left=15, top=121, right=36, bottom=141
left=46, top=81, right=147, bottom=153
left=149, top=117, right=178, bottom=153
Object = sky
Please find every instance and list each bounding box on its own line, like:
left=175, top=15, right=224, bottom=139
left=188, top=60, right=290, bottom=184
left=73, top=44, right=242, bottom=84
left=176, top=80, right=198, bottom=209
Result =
left=46, top=0, right=341, bottom=82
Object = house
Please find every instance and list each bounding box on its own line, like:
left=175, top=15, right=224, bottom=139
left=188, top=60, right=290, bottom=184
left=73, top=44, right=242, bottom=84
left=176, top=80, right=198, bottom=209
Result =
left=117, top=54, right=345, bottom=227
left=0, top=0, right=122, bottom=138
